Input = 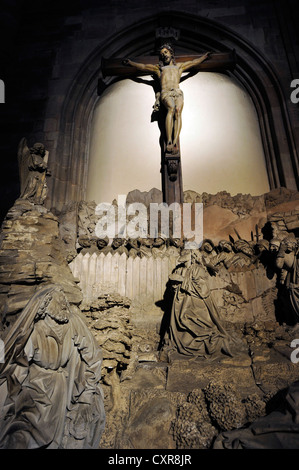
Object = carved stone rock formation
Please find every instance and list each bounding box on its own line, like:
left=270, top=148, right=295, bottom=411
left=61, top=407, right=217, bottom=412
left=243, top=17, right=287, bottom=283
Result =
left=171, top=383, right=268, bottom=449
left=0, top=199, right=82, bottom=329
left=213, top=380, right=299, bottom=449
left=203, top=382, right=247, bottom=431
left=81, top=294, right=134, bottom=382
left=172, top=389, right=217, bottom=449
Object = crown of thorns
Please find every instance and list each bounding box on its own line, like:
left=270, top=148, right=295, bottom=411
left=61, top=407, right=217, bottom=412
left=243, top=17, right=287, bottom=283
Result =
left=159, top=43, right=175, bottom=56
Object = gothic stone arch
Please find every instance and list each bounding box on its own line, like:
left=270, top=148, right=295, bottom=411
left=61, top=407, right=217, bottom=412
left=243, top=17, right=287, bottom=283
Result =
left=47, top=11, right=299, bottom=212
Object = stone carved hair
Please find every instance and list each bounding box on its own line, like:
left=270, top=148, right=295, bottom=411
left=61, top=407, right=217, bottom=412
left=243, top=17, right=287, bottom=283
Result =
left=159, top=43, right=176, bottom=66
left=30, top=142, right=46, bottom=156
left=35, top=289, right=55, bottom=320
left=36, top=286, right=69, bottom=323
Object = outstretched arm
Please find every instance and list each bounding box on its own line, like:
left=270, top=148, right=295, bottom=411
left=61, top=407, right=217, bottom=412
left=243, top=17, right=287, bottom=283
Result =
left=179, top=52, right=211, bottom=73
left=123, top=59, right=160, bottom=76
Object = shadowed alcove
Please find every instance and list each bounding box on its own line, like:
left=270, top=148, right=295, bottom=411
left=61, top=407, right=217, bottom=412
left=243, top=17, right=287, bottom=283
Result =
left=87, top=71, right=269, bottom=204
left=47, top=11, right=299, bottom=211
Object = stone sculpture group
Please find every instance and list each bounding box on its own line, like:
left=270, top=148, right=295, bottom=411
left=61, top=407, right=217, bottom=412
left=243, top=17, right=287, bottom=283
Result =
left=0, top=137, right=299, bottom=449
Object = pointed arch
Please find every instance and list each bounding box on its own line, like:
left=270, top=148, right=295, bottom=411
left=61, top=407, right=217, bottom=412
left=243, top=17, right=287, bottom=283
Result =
left=48, top=11, right=298, bottom=211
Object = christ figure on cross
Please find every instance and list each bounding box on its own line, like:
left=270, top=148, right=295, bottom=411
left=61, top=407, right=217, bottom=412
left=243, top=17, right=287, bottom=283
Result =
left=123, top=44, right=210, bottom=154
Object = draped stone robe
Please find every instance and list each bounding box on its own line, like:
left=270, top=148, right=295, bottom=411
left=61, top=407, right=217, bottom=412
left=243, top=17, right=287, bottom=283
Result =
left=169, top=263, right=233, bottom=358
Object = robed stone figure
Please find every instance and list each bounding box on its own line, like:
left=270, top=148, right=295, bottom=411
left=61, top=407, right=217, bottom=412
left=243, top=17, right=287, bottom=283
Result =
left=0, top=285, right=105, bottom=449
left=167, top=253, right=236, bottom=359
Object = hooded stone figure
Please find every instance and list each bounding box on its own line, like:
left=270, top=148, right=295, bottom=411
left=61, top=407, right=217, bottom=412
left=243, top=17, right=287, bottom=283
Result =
left=0, top=284, right=105, bottom=449
left=167, top=253, right=237, bottom=359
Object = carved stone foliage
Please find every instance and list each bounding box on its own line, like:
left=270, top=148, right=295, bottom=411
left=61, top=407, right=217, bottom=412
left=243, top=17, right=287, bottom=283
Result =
left=171, top=383, right=267, bottom=449
left=172, top=389, right=217, bottom=449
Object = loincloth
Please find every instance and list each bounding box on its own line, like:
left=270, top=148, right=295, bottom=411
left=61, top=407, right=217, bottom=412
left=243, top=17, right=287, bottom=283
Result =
left=161, top=88, right=184, bottom=102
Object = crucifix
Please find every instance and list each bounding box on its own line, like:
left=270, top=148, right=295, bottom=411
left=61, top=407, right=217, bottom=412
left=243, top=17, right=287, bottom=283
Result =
left=101, top=44, right=236, bottom=205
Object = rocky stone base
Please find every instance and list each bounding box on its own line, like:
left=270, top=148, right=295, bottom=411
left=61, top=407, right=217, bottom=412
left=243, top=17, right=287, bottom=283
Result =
left=98, top=329, right=299, bottom=449
left=79, top=291, right=299, bottom=449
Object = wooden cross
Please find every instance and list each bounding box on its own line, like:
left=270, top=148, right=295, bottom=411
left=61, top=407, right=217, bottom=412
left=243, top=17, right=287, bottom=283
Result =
left=101, top=50, right=236, bottom=205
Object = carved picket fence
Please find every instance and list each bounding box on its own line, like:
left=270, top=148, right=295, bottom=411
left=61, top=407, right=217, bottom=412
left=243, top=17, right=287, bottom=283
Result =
left=69, top=252, right=179, bottom=304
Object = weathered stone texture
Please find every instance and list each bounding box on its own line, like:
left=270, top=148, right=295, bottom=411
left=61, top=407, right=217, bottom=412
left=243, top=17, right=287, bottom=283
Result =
left=0, top=199, right=82, bottom=327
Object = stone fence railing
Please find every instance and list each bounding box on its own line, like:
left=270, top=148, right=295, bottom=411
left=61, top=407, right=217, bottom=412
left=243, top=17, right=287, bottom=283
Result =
left=69, top=252, right=179, bottom=304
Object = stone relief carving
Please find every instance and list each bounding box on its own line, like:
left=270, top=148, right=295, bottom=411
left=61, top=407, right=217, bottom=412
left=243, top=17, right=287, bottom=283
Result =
left=77, top=200, right=98, bottom=238
left=69, top=192, right=299, bottom=339
left=2, top=161, right=299, bottom=450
